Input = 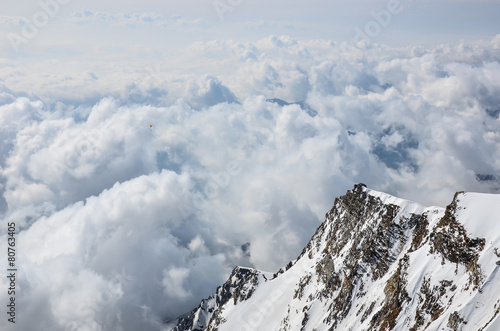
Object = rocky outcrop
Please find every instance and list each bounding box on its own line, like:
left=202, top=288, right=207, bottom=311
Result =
left=429, top=192, right=485, bottom=289
left=171, top=266, right=264, bottom=331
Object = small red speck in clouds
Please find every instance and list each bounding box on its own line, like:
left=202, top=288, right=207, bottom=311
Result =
left=150, top=125, right=152, bottom=127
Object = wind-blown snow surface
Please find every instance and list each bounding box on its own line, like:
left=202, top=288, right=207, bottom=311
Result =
left=174, top=185, right=500, bottom=331
left=1, top=36, right=500, bottom=330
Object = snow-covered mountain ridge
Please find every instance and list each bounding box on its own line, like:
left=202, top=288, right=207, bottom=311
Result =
left=171, top=184, right=500, bottom=331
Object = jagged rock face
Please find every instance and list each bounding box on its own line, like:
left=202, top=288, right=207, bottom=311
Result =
left=171, top=267, right=265, bottom=331
left=429, top=192, right=486, bottom=288
left=171, top=184, right=500, bottom=331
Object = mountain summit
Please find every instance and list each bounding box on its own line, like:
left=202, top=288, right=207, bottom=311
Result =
left=171, top=184, right=500, bottom=331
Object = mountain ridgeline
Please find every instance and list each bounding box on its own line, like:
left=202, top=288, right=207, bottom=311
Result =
left=170, top=184, right=500, bottom=331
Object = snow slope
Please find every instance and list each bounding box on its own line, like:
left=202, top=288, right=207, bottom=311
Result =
left=171, top=184, right=500, bottom=331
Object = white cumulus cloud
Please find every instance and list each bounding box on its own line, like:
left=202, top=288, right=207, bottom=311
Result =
left=1, top=34, right=500, bottom=330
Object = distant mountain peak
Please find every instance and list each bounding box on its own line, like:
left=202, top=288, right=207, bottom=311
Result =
left=266, top=98, right=318, bottom=117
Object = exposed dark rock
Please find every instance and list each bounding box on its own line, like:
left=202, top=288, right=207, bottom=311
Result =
left=447, top=311, right=467, bottom=331
left=409, top=214, right=429, bottom=252
left=294, top=274, right=312, bottom=300
left=300, top=308, right=310, bottom=331
left=205, top=308, right=226, bottom=331
left=171, top=266, right=261, bottom=331
left=429, top=192, right=485, bottom=288
left=370, top=255, right=411, bottom=330
left=361, top=301, right=376, bottom=323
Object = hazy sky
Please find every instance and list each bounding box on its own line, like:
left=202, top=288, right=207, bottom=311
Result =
left=1, top=0, right=499, bottom=105
left=2, top=0, right=500, bottom=58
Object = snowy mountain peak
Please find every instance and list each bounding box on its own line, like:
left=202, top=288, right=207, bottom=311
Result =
left=171, top=184, right=500, bottom=331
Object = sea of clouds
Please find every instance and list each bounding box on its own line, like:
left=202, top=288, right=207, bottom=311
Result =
left=1, top=35, right=500, bottom=330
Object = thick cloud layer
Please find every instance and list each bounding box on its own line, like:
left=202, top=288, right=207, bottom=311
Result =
left=1, top=35, right=500, bottom=330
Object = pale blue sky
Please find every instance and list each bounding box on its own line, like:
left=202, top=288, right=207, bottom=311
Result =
left=0, top=0, right=499, bottom=105
left=1, top=0, right=499, bottom=60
